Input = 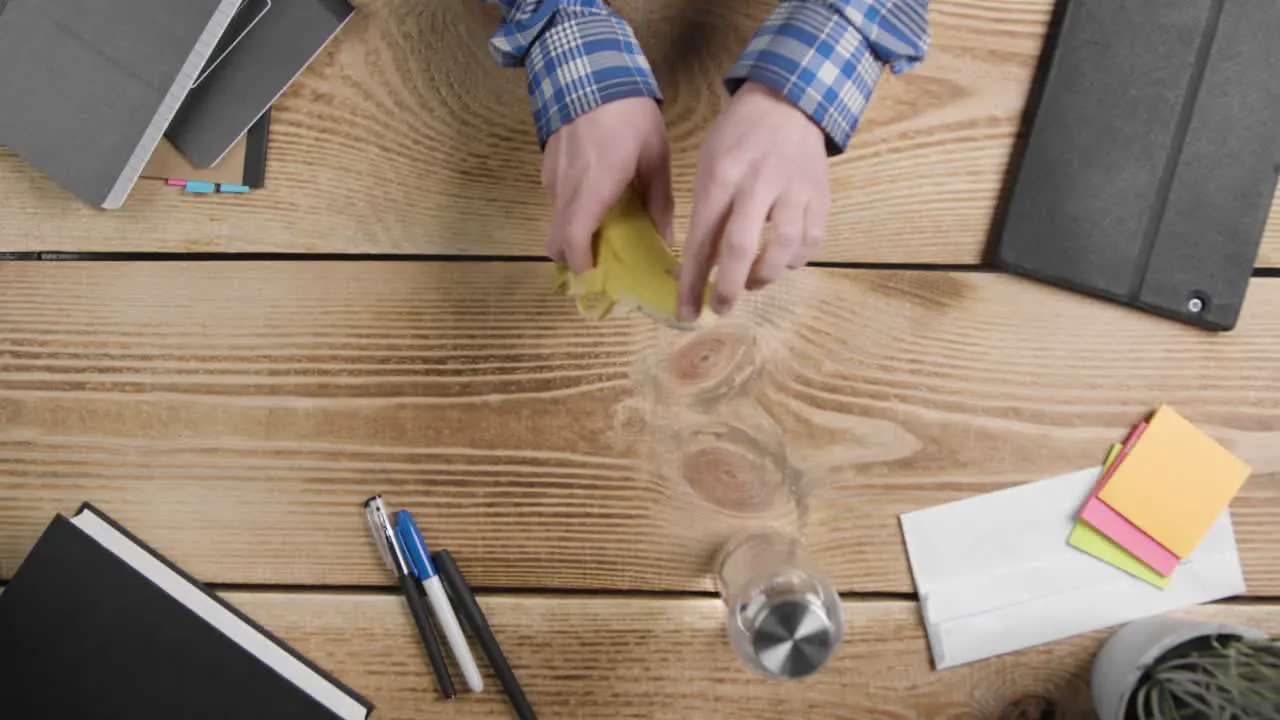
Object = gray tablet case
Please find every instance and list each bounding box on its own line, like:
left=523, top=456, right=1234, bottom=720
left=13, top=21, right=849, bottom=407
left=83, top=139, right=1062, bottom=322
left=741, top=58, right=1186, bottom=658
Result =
left=0, top=0, right=241, bottom=209
left=995, top=0, right=1280, bottom=331
left=165, top=0, right=353, bottom=168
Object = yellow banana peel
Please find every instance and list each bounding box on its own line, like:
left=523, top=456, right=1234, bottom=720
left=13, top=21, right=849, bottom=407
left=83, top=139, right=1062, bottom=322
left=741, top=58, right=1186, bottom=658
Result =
left=554, top=190, right=715, bottom=330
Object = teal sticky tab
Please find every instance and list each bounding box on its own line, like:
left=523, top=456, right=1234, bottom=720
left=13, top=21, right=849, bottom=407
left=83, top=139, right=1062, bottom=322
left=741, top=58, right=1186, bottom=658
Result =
left=184, top=181, right=216, bottom=194
left=218, top=184, right=250, bottom=194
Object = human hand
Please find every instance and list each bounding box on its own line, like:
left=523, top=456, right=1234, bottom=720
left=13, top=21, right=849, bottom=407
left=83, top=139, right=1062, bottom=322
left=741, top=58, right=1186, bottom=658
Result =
left=678, top=81, right=830, bottom=322
left=542, top=97, right=673, bottom=273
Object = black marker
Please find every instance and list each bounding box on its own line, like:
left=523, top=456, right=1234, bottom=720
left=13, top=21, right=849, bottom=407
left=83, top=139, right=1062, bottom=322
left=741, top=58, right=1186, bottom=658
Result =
left=433, top=549, right=536, bottom=720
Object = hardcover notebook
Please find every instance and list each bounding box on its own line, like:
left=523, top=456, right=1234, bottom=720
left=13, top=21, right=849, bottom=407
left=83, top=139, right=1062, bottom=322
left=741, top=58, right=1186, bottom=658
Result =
left=0, top=504, right=373, bottom=720
left=167, top=0, right=354, bottom=168
left=195, top=0, right=275, bottom=89
left=995, top=0, right=1280, bottom=331
left=0, top=0, right=242, bottom=208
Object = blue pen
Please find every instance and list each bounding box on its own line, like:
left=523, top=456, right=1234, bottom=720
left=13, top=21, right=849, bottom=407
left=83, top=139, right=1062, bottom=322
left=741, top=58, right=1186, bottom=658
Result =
left=396, top=511, right=484, bottom=693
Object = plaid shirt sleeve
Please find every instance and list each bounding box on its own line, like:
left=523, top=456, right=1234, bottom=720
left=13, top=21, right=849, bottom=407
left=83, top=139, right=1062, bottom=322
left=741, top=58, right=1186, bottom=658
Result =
left=726, top=0, right=931, bottom=155
left=484, top=0, right=662, bottom=148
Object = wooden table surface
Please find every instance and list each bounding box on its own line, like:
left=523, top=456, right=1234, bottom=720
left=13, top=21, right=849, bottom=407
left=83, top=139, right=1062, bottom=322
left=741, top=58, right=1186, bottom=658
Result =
left=1, top=1, right=1278, bottom=718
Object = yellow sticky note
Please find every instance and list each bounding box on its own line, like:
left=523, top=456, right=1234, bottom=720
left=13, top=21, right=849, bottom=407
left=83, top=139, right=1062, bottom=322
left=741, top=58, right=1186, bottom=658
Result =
left=1098, top=405, right=1251, bottom=558
left=1068, top=445, right=1172, bottom=588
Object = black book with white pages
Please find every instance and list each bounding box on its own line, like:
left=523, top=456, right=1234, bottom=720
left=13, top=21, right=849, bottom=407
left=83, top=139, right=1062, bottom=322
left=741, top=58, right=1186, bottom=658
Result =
left=0, top=503, right=373, bottom=720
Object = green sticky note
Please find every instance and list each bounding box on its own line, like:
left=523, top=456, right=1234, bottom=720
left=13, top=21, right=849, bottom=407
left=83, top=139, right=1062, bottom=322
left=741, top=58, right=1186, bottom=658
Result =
left=1068, top=443, right=1173, bottom=589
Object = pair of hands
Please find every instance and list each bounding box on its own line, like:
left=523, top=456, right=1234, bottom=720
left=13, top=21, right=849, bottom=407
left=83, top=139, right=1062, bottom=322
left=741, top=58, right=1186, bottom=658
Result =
left=542, top=82, right=830, bottom=323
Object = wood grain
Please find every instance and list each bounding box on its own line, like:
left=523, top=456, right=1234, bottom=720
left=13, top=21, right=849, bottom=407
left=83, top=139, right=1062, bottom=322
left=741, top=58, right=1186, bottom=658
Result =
left=0, top=261, right=1277, bottom=594
left=1, top=0, right=1276, bottom=264
left=234, top=591, right=1280, bottom=719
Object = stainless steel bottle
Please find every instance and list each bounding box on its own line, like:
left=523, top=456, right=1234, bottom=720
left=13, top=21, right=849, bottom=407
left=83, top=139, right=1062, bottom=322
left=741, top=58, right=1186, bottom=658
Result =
left=715, top=528, right=843, bottom=679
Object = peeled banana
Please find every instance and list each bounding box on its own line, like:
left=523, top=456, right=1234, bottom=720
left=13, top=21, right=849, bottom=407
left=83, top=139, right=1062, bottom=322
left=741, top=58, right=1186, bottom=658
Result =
left=553, top=190, right=715, bottom=331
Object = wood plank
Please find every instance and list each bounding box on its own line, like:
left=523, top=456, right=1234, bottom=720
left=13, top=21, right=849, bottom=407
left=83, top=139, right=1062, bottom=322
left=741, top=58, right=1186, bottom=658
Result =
left=0, top=262, right=1277, bottom=593
left=233, top=591, right=1280, bottom=719
left=2, top=0, right=1277, bottom=264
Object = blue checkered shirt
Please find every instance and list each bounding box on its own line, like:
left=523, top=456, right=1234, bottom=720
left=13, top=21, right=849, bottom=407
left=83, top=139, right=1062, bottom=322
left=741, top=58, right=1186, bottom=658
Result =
left=484, top=0, right=930, bottom=155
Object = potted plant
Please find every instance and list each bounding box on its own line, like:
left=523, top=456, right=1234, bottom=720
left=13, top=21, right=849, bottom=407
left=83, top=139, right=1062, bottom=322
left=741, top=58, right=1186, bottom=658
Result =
left=1091, top=615, right=1280, bottom=719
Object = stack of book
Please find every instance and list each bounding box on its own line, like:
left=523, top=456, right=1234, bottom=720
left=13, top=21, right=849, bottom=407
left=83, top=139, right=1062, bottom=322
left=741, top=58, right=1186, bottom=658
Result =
left=0, top=0, right=354, bottom=205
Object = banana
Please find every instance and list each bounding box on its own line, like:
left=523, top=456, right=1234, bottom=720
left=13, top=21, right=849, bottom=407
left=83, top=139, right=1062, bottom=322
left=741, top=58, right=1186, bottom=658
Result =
left=554, top=189, right=715, bottom=330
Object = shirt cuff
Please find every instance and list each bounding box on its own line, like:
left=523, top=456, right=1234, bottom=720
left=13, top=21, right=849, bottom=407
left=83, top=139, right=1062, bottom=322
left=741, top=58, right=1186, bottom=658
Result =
left=489, top=1, right=663, bottom=148
left=725, top=1, right=885, bottom=156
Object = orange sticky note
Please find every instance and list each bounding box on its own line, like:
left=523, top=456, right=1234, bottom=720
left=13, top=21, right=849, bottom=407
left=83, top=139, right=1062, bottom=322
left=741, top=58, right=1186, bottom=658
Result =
left=1098, top=405, right=1251, bottom=558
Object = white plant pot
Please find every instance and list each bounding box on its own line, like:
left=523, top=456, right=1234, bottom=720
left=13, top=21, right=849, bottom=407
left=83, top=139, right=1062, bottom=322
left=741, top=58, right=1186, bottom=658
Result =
left=1090, top=615, right=1266, bottom=720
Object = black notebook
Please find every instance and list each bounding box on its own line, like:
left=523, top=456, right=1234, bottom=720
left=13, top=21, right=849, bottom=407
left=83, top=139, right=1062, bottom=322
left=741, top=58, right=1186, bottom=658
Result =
left=0, top=504, right=373, bottom=720
left=995, top=0, right=1280, bottom=331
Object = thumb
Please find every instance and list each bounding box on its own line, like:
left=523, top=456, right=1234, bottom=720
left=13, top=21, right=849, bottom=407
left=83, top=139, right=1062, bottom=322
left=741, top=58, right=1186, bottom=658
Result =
left=638, top=142, right=675, bottom=246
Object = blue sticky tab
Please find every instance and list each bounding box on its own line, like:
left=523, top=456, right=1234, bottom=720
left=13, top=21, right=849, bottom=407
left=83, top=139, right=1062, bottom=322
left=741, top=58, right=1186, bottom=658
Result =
left=395, top=510, right=437, bottom=580
left=218, top=184, right=250, bottom=193
left=184, top=181, right=216, bottom=194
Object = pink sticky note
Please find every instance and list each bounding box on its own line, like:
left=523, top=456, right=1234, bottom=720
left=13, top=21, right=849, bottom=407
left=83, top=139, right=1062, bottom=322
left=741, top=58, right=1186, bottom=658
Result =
left=1077, top=422, right=1181, bottom=577
left=167, top=179, right=187, bottom=187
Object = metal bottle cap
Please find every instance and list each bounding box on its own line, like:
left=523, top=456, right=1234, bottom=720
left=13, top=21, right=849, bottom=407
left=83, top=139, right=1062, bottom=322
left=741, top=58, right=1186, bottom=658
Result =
left=747, top=595, right=836, bottom=679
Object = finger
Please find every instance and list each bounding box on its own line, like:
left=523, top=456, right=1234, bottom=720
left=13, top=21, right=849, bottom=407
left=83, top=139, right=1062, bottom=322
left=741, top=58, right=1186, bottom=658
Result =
left=789, top=197, right=829, bottom=269
left=545, top=189, right=566, bottom=264
left=547, top=239, right=567, bottom=265
left=712, top=182, right=775, bottom=315
left=679, top=170, right=736, bottom=322
left=545, top=184, right=580, bottom=266
left=551, top=179, right=624, bottom=273
left=638, top=141, right=675, bottom=246
left=748, top=193, right=805, bottom=291
left=542, top=154, right=573, bottom=265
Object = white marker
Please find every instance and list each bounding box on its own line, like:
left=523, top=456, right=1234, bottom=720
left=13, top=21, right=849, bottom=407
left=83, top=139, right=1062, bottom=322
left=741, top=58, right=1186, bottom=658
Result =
left=395, top=510, right=484, bottom=693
